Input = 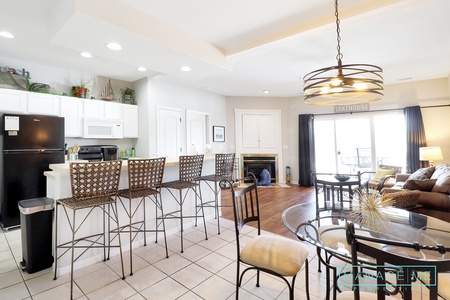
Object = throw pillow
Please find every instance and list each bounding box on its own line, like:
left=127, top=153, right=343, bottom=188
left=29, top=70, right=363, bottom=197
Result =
left=385, top=190, right=421, bottom=208
left=431, top=170, right=450, bottom=194
left=408, top=166, right=435, bottom=180
left=402, top=179, right=437, bottom=192
left=373, top=168, right=395, bottom=181
left=430, top=163, right=450, bottom=180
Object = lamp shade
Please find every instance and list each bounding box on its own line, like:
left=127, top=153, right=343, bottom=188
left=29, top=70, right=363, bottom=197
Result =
left=419, top=147, right=443, bottom=161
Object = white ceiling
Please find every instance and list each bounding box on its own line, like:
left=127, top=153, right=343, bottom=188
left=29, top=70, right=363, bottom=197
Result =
left=0, top=0, right=449, bottom=97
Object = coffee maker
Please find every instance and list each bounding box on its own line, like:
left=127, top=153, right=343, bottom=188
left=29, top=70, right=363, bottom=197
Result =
left=100, top=145, right=118, bottom=161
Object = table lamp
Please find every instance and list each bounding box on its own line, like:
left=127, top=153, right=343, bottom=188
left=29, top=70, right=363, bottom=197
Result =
left=419, top=146, right=443, bottom=166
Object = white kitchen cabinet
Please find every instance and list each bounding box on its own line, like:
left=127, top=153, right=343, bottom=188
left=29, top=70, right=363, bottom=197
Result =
left=83, top=99, right=122, bottom=120
left=60, top=96, right=83, bottom=137
left=83, top=99, right=138, bottom=138
left=104, top=102, right=122, bottom=120
left=28, top=93, right=60, bottom=116
left=83, top=99, right=104, bottom=118
left=0, top=88, right=28, bottom=113
left=123, top=104, right=138, bottom=138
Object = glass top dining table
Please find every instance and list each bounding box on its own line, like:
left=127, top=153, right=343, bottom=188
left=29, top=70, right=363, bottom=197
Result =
left=282, top=201, right=450, bottom=261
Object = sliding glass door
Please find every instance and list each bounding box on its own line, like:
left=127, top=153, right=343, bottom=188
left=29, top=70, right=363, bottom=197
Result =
left=314, top=112, right=406, bottom=174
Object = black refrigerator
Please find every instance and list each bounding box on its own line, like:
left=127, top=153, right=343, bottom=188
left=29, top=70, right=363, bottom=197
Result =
left=0, top=114, right=65, bottom=229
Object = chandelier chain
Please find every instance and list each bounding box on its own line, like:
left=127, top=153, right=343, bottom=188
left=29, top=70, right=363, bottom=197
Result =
left=335, top=0, right=343, bottom=62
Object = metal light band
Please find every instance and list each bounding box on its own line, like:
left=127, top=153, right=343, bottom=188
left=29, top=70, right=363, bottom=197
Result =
left=303, top=63, right=383, bottom=106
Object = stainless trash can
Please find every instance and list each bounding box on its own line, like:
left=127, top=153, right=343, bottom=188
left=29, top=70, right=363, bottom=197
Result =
left=18, top=197, right=54, bottom=273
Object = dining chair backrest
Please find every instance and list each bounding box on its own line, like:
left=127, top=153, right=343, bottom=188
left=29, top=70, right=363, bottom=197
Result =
left=345, top=222, right=450, bottom=300
left=127, top=158, right=166, bottom=191
left=215, top=153, right=235, bottom=177
left=179, top=155, right=204, bottom=182
left=230, top=173, right=260, bottom=240
left=312, top=171, right=362, bottom=211
left=70, top=160, right=122, bottom=201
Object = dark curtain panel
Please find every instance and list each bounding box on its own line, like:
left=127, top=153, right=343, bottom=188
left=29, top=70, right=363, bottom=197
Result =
left=404, top=106, right=427, bottom=173
left=298, top=114, right=315, bottom=186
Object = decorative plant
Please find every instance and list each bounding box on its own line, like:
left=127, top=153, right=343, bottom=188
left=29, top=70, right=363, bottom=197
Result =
left=26, top=77, right=51, bottom=93
left=68, top=75, right=93, bottom=98
left=120, top=87, right=136, bottom=104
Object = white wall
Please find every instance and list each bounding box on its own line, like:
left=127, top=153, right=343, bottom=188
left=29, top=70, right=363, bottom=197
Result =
left=226, top=77, right=450, bottom=184
left=135, top=77, right=227, bottom=158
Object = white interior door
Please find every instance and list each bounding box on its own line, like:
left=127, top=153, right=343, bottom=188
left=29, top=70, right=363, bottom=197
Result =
left=186, top=110, right=209, bottom=155
left=157, top=107, right=183, bottom=159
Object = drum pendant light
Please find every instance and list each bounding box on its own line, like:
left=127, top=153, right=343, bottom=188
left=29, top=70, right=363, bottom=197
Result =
left=303, top=0, right=383, bottom=105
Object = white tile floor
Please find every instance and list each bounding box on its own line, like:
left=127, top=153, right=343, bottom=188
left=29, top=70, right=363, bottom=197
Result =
left=0, top=218, right=332, bottom=300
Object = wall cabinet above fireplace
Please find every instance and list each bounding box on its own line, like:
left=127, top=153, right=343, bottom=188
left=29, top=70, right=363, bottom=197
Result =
left=236, top=109, right=281, bottom=152
left=242, top=113, right=276, bottom=148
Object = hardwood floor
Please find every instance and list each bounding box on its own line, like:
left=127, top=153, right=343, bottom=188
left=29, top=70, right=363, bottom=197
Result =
left=220, top=184, right=316, bottom=240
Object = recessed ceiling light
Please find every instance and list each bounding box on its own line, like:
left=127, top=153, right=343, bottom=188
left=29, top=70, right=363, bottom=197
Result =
left=263, top=90, right=270, bottom=94
left=106, top=42, right=122, bottom=51
left=137, top=67, right=147, bottom=72
left=80, top=52, right=92, bottom=58
left=180, top=66, right=191, bottom=72
left=0, top=31, right=14, bottom=39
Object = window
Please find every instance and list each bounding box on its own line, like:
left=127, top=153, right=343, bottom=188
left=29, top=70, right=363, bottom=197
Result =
left=314, top=112, right=406, bottom=174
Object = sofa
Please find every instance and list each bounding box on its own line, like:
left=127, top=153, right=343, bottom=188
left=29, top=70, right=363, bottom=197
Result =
left=381, top=163, right=450, bottom=210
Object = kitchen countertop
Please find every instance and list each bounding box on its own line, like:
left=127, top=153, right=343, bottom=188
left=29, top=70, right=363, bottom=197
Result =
left=48, top=155, right=215, bottom=172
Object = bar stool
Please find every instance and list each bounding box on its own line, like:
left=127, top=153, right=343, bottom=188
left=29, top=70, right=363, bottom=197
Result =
left=161, top=154, right=207, bottom=253
left=198, top=153, right=235, bottom=234
left=53, top=160, right=124, bottom=300
left=116, top=157, right=168, bottom=276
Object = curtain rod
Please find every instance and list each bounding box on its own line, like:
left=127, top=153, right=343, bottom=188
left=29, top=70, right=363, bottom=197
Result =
left=313, top=104, right=450, bottom=116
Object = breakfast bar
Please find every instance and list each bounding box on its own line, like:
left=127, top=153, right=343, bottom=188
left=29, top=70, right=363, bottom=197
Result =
left=45, top=157, right=217, bottom=275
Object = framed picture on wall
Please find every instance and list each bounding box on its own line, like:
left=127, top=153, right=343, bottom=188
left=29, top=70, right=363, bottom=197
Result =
left=213, top=126, right=225, bottom=142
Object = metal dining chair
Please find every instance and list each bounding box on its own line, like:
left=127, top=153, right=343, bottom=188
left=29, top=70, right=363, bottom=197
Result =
left=339, top=222, right=450, bottom=300
left=224, top=173, right=310, bottom=300
left=116, top=157, right=168, bottom=276
left=53, top=160, right=125, bottom=300
left=198, top=153, right=235, bottom=234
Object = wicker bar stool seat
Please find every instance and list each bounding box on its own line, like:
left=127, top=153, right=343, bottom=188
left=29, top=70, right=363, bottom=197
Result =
left=53, top=160, right=125, bottom=300
left=198, top=153, right=235, bottom=234
left=161, top=154, right=208, bottom=253
left=116, top=157, right=168, bottom=276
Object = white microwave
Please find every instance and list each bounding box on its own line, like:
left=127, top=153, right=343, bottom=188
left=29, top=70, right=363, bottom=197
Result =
left=83, top=118, right=123, bottom=139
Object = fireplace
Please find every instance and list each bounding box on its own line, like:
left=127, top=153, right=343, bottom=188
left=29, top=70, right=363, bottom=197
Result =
left=241, top=154, right=277, bottom=183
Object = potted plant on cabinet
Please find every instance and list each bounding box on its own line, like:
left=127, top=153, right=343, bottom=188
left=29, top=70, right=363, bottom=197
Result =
left=68, top=76, right=93, bottom=98
left=120, top=87, right=136, bottom=104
